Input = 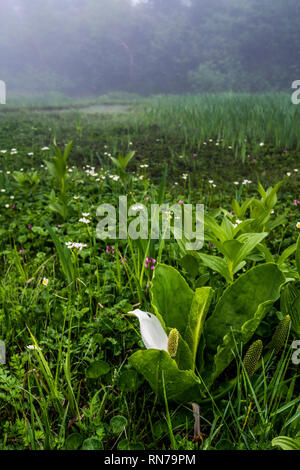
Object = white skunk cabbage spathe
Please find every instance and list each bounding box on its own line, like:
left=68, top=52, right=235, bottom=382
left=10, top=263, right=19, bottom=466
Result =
left=128, top=309, right=168, bottom=352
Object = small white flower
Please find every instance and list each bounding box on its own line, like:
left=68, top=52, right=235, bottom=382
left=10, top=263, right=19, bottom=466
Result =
left=286, top=172, right=291, bottom=177
left=42, top=278, right=49, bottom=286
left=27, top=345, right=41, bottom=351
left=79, top=217, right=90, bottom=224
left=41, top=146, right=49, bottom=151
left=131, top=203, right=145, bottom=212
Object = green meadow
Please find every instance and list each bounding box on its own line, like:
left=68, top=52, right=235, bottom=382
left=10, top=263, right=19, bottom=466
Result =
left=0, top=93, right=299, bottom=451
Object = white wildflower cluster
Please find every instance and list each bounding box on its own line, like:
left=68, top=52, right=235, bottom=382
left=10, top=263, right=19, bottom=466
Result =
left=11, top=148, right=18, bottom=155
left=131, top=203, right=145, bottom=212
left=79, top=212, right=91, bottom=224
left=27, top=344, right=42, bottom=351
left=140, top=164, right=149, bottom=168
left=242, top=179, right=252, bottom=185
left=233, top=219, right=243, bottom=229
left=109, top=175, right=120, bottom=181
left=85, top=166, right=98, bottom=177
left=65, top=241, right=87, bottom=251
left=182, top=173, right=188, bottom=180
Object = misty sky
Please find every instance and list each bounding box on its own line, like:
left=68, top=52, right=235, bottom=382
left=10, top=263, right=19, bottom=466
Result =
left=0, top=0, right=299, bottom=95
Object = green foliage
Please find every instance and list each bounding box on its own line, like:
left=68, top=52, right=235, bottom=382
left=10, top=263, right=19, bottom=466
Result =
left=44, top=221, right=75, bottom=285
left=130, top=263, right=285, bottom=400
left=45, top=140, right=74, bottom=219
left=272, top=436, right=300, bottom=451
left=0, top=100, right=299, bottom=451
left=204, top=264, right=285, bottom=384
left=13, top=170, right=40, bottom=195
left=129, top=350, right=204, bottom=403
left=110, top=151, right=135, bottom=175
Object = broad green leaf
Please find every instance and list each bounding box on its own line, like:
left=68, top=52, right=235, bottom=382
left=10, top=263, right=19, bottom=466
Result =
left=63, top=140, right=74, bottom=163
left=266, top=213, right=287, bottom=231
left=86, top=360, right=110, bottom=379
left=197, top=253, right=231, bottom=282
left=278, top=243, right=297, bottom=267
left=232, top=218, right=255, bottom=236
left=173, top=332, right=194, bottom=370
left=65, top=433, right=84, bottom=450
left=151, top=264, right=194, bottom=333
left=221, top=216, right=234, bottom=239
left=234, top=232, right=268, bottom=266
left=184, top=287, right=213, bottom=369
left=203, top=263, right=285, bottom=384
left=264, top=181, right=283, bottom=210
left=257, top=181, right=267, bottom=200
left=82, top=438, right=104, bottom=450
left=256, top=243, right=274, bottom=263
left=129, top=349, right=204, bottom=403
left=239, top=198, right=255, bottom=217
left=117, top=370, right=143, bottom=392
left=222, top=240, right=243, bottom=262
left=110, top=415, right=128, bottom=434
left=231, top=199, right=241, bottom=216
left=205, top=214, right=228, bottom=243
left=272, top=436, right=300, bottom=451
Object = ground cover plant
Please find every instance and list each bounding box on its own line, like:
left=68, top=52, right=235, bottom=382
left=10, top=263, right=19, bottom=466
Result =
left=0, top=93, right=299, bottom=450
